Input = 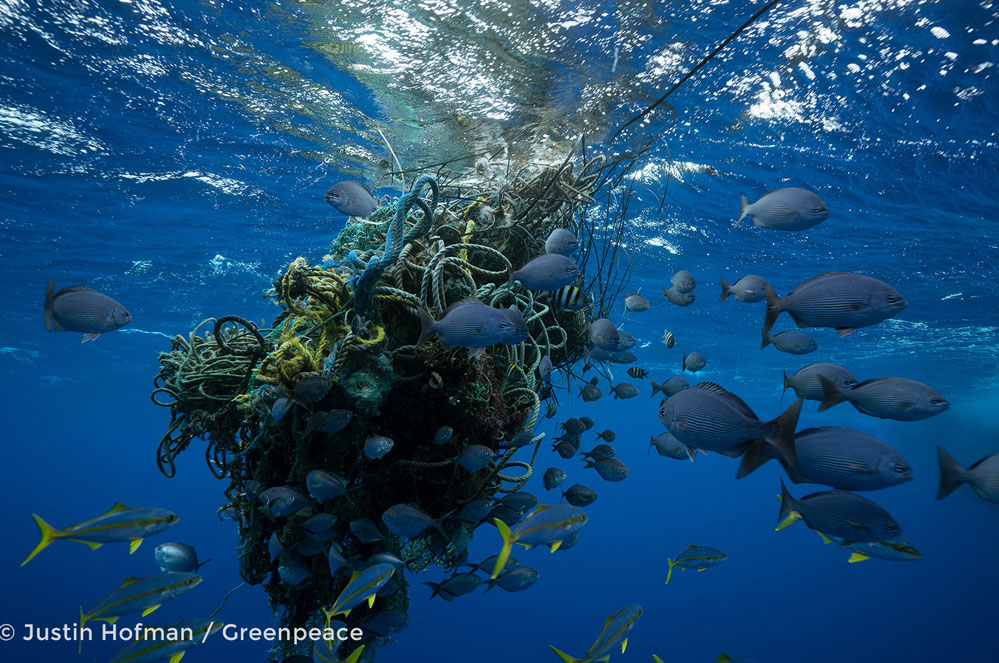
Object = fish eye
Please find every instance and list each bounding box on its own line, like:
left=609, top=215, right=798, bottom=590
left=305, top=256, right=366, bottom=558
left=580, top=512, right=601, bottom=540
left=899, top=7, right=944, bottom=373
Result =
left=894, top=464, right=908, bottom=473
left=884, top=522, right=897, bottom=531
left=812, top=207, right=824, bottom=214
left=931, top=398, right=945, bottom=405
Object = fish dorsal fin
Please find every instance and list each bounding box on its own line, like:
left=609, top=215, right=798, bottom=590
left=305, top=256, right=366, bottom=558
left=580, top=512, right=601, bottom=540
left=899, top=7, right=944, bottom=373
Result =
left=968, top=454, right=999, bottom=471
left=847, top=552, right=870, bottom=563
left=788, top=272, right=846, bottom=294
left=693, top=381, right=726, bottom=393
left=108, top=502, right=130, bottom=514
left=694, top=383, right=757, bottom=418
left=168, top=652, right=186, bottom=663
left=56, top=285, right=98, bottom=296
left=442, top=297, right=482, bottom=316
left=122, top=576, right=142, bottom=586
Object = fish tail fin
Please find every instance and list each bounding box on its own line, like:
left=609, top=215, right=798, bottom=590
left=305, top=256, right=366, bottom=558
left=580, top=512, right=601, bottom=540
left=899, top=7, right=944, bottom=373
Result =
left=78, top=606, right=87, bottom=654
left=342, top=645, right=365, bottom=663
left=781, top=370, right=791, bottom=400
left=548, top=645, right=580, bottom=663
left=763, top=284, right=781, bottom=335
left=761, top=329, right=772, bottom=350
left=649, top=380, right=660, bottom=398
left=682, top=354, right=687, bottom=371
left=736, top=439, right=773, bottom=479
left=44, top=278, right=55, bottom=332
left=665, top=557, right=676, bottom=585
left=422, top=582, right=441, bottom=599
left=490, top=518, right=516, bottom=579
left=817, top=374, right=846, bottom=412
left=685, top=445, right=697, bottom=463
left=735, top=195, right=750, bottom=227
left=936, top=446, right=968, bottom=500
left=194, top=558, right=214, bottom=573
left=22, top=514, right=61, bottom=566
left=847, top=552, right=870, bottom=563
left=719, top=278, right=732, bottom=301
left=767, top=398, right=801, bottom=472
left=662, top=285, right=668, bottom=298
left=777, top=478, right=795, bottom=525
left=416, top=309, right=436, bottom=347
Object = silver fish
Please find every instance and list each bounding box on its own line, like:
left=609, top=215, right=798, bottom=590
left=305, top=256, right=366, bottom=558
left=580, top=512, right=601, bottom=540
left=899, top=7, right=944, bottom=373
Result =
left=277, top=553, right=311, bottom=586
left=325, top=181, right=377, bottom=217
left=624, top=293, right=650, bottom=312
left=259, top=487, right=312, bottom=518
left=511, top=254, right=580, bottom=291
left=818, top=376, right=948, bottom=421
left=561, top=484, right=597, bottom=507
left=764, top=272, right=907, bottom=337
left=651, top=375, right=689, bottom=398
left=663, top=286, right=695, bottom=306
left=455, top=445, right=494, bottom=472
left=670, top=270, right=696, bottom=293
left=587, top=318, right=622, bottom=351
left=682, top=352, right=707, bottom=372
left=777, top=480, right=902, bottom=543
left=417, top=298, right=516, bottom=359
left=295, top=375, right=331, bottom=403
left=761, top=329, right=817, bottom=355
left=539, top=354, right=553, bottom=384
left=719, top=275, right=768, bottom=303
left=154, top=543, right=211, bottom=573
left=349, top=519, right=384, bottom=543
left=306, top=470, right=349, bottom=503
left=486, top=565, right=539, bottom=593
left=363, top=436, right=394, bottom=459
left=579, top=378, right=603, bottom=402
left=44, top=279, right=131, bottom=342
left=737, top=187, right=830, bottom=230
left=545, top=228, right=579, bottom=256
left=584, top=457, right=629, bottom=482
left=611, top=383, right=639, bottom=399
left=649, top=430, right=697, bottom=462
left=457, top=499, right=493, bottom=523
left=937, top=447, right=999, bottom=503
left=543, top=467, right=567, bottom=491
left=424, top=572, right=481, bottom=601
left=302, top=514, right=338, bottom=538
left=782, top=363, right=858, bottom=401
left=382, top=504, right=443, bottom=538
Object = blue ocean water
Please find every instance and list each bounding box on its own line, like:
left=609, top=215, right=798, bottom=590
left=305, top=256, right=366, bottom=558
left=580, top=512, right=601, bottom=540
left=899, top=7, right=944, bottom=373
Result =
left=1, top=1, right=997, bottom=662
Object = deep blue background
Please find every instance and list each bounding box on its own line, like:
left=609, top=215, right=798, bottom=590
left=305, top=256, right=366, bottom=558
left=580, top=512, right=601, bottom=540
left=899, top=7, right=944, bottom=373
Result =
left=1, top=1, right=997, bottom=662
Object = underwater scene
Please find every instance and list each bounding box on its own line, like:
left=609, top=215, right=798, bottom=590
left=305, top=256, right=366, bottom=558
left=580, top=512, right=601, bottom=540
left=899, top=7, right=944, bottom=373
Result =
left=1, top=1, right=997, bottom=662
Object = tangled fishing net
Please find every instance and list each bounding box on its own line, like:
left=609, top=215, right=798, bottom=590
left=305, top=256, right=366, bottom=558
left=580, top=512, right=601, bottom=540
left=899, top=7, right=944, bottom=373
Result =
left=151, top=145, right=643, bottom=661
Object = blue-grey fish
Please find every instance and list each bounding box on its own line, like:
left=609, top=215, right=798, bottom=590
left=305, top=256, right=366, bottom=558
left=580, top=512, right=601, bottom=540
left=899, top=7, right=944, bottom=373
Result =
left=458, top=498, right=493, bottom=523
left=545, top=402, right=557, bottom=418
left=550, top=603, right=642, bottom=663
left=663, top=286, right=695, bottom=306
left=488, top=504, right=525, bottom=527
left=611, top=383, right=639, bottom=399
left=486, top=565, right=539, bottom=593
left=154, top=543, right=211, bottom=573
left=271, top=397, right=293, bottom=420
left=417, top=298, right=516, bottom=359
left=608, top=350, right=637, bottom=364
left=323, top=563, right=396, bottom=619
left=539, top=354, right=553, bottom=384
left=582, top=444, right=616, bottom=462
left=305, top=409, right=353, bottom=435
left=349, top=519, right=383, bottom=543
left=719, top=275, right=768, bottom=302
left=278, top=553, right=311, bottom=586
left=617, top=330, right=636, bottom=350
left=585, top=346, right=626, bottom=364
left=627, top=367, right=648, bottom=380
left=500, top=305, right=529, bottom=345
left=761, top=329, right=817, bottom=355
left=307, top=470, right=350, bottom=503
left=554, top=440, right=579, bottom=459
left=682, top=352, right=707, bottom=372
left=671, top=270, right=696, bottom=293
left=269, top=532, right=285, bottom=562
left=359, top=610, right=409, bottom=637
left=327, top=542, right=351, bottom=575
left=579, top=377, right=603, bottom=402
left=737, top=187, right=829, bottom=230
left=44, top=279, right=131, bottom=343
left=562, top=418, right=587, bottom=435
left=296, top=375, right=332, bottom=403
left=665, top=545, right=727, bottom=584
left=649, top=430, right=697, bottom=462
left=777, top=479, right=901, bottom=543
left=363, top=435, right=394, bottom=459
left=507, top=431, right=535, bottom=448
left=424, top=572, right=482, bottom=601
left=382, top=504, right=445, bottom=538
left=624, top=293, right=650, bottom=312
left=490, top=504, right=588, bottom=577
left=302, top=514, right=338, bottom=538
left=455, top=445, right=494, bottom=472
left=662, top=329, right=675, bottom=348
left=259, top=487, right=311, bottom=518
left=738, top=426, right=913, bottom=491
left=433, top=425, right=454, bottom=445
left=783, top=363, right=858, bottom=401
left=466, top=554, right=518, bottom=575
left=764, top=272, right=906, bottom=337
left=659, top=382, right=801, bottom=469
left=818, top=375, right=948, bottom=421
left=562, top=484, right=597, bottom=507
left=511, top=254, right=580, bottom=291
left=325, top=181, right=377, bottom=217
left=552, top=285, right=589, bottom=311
left=832, top=535, right=922, bottom=563
left=108, top=618, right=222, bottom=663
left=500, top=492, right=539, bottom=513
left=543, top=467, right=567, bottom=491
left=651, top=375, right=689, bottom=398
left=23, top=503, right=179, bottom=566
left=366, top=552, right=406, bottom=568
left=79, top=573, right=202, bottom=636
left=293, top=536, right=329, bottom=557
left=587, top=318, right=622, bottom=351
left=937, top=447, right=999, bottom=503
left=593, top=430, right=615, bottom=444
left=545, top=228, right=580, bottom=256
left=584, top=457, right=628, bottom=482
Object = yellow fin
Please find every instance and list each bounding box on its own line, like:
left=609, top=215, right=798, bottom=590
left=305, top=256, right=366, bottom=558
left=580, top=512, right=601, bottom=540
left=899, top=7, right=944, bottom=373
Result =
left=549, top=539, right=563, bottom=553
left=367, top=594, right=376, bottom=609
left=108, top=502, right=130, bottom=514
left=653, top=657, right=665, bottom=663
left=141, top=604, right=161, bottom=617
left=129, top=538, right=143, bottom=554
left=848, top=552, right=870, bottom=563
left=548, top=645, right=579, bottom=663
left=168, top=652, right=185, bottom=663
left=99, top=616, right=120, bottom=624
left=22, top=514, right=61, bottom=566
left=621, top=637, right=628, bottom=654
left=122, top=577, right=142, bottom=586
left=665, top=558, right=676, bottom=585
left=342, top=645, right=365, bottom=663
left=67, top=539, right=104, bottom=550
left=491, top=518, right=515, bottom=579
left=817, top=532, right=832, bottom=544
left=775, top=511, right=801, bottom=531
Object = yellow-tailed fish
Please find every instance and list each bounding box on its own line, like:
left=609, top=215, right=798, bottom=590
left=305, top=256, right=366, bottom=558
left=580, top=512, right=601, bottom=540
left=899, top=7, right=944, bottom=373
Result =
left=490, top=504, right=588, bottom=578
left=108, top=618, right=222, bottom=663
left=665, top=545, right=728, bottom=584
left=22, top=503, right=178, bottom=566
left=549, top=603, right=642, bottom=663
left=322, top=563, right=395, bottom=623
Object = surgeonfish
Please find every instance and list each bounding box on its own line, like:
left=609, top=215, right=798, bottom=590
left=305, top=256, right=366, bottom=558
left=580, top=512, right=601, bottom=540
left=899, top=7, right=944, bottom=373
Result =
left=44, top=279, right=131, bottom=342
left=736, top=187, right=830, bottom=230
left=549, top=603, right=642, bottom=663
left=23, top=503, right=179, bottom=566
left=665, top=545, right=727, bottom=584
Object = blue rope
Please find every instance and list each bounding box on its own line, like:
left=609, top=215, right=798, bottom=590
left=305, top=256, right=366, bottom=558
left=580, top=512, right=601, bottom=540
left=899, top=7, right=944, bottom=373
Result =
left=351, top=176, right=438, bottom=323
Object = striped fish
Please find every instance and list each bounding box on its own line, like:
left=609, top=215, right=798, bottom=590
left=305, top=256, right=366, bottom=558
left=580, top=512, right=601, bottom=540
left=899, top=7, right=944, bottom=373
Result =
left=551, top=286, right=589, bottom=311
left=626, top=367, right=647, bottom=379
left=22, top=503, right=179, bottom=566
left=661, top=330, right=675, bottom=348
left=109, top=618, right=222, bottom=663
left=818, top=375, right=948, bottom=421
left=777, top=480, right=902, bottom=544
left=665, top=545, right=727, bottom=584
left=763, top=272, right=907, bottom=337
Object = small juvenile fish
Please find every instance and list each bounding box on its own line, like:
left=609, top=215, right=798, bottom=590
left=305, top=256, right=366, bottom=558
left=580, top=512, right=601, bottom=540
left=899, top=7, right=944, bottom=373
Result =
left=665, top=545, right=727, bottom=584
left=457, top=498, right=493, bottom=523
left=562, top=484, right=597, bottom=507
left=543, top=467, right=567, bottom=491
left=737, top=187, right=829, bottom=230
left=417, top=298, right=517, bottom=359
left=455, top=445, right=494, bottom=472
left=44, top=279, right=132, bottom=343
left=761, top=329, right=817, bottom=355
left=278, top=553, right=312, bottom=586
left=671, top=270, right=696, bottom=293
left=325, top=181, right=377, bottom=217
left=777, top=479, right=902, bottom=543
left=584, top=457, right=629, bottom=482
left=554, top=440, right=578, bottom=459
left=302, top=514, right=338, bottom=538
left=650, top=375, right=689, bottom=399
left=305, top=409, right=353, bottom=435
left=663, top=286, right=695, bottom=306
left=433, top=425, right=454, bottom=445
left=579, top=377, right=603, bottom=402
left=783, top=363, right=857, bottom=401
left=510, top=254, right=580, bottom=291
left=382, top=504, right=444, bottom=538
left=490, top=504, right=588, bottom=577
left=562, top=418, right=587, bottom=435
left=499, top=491, right=539, bottom=513
left=545, top=228, right=579, bottom=256
left=578, top=417, right=595, bottom=430
left=424, top=572, right=482, bottom=600
left=364, top=436, right=395, bottom=459
left=582, top=444, right=616, bottom=462
left=154, top=543, right=211, bottom=573
left=539, top=354, right=553, bottom=384
left=818, top=376, right=948, bottom=421
left=296, top=375, right=332, bottom=403
left=307, top=470, right=349, bottom=503
left=682, top=352, right=707, bottom=372
left=587, top=318, right=622, bottom=351
left=649, top=431, right=697, bottom=462
left=719, top=275, right=768, bottom=303
left=624, top=293, right=650, bottom=312
left=611, top=383, right=639, bottom=399
left=551, top=285, right=589, bottom=311
left=545, top=402, right=557, bottom=418
left=507, top=431, right=535, bottom=448
left=485, top=565, right=539, bottom=593
left=259, top=487, right=312, bottom=518
left=662, top=330, right=675, bottom=348
left=937, top=446, right=999, bottom=503
left=627, top=367, right=648, bottom=380
left=594, top=429, right=616, bottom=443
left=349, top=519, right=384, bottom=543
